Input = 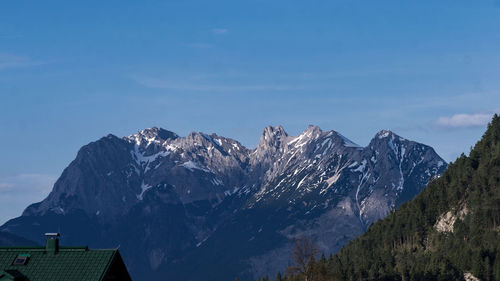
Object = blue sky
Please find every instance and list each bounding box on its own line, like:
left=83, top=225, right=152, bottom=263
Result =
left=1, top=0, right=500, bottom=224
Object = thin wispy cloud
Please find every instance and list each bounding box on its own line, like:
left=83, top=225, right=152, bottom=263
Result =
left=186, top=43, right=215, bottom=49
left=0, top=34, right=22, bottom=39
left=133, top=76, right=304, bottom=92
left=0, top=173, right=56, bottom=224
left=211, top=28, right=228, bottom=35
left=0, top=183, right=14, bottom=190
left=0, top=173, right=55, bottom=194
left=436, top=112, right=497, bottom=128
left=0, top=53, right=44, bottom=70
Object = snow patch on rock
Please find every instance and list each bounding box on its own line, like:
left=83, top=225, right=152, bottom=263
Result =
left=181, top=161, right=211, bottom=173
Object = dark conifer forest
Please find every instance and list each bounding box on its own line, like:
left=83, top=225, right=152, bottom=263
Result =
left=254, top=115, right=500, bottom=281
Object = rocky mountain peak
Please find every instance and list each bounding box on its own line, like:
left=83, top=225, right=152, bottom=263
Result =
left=185, top=131, right=214, bottom=145
left=369, top=130, right=409, bottom=151
left=376, top=129, right=393, bottom=138
left=253, top=126, right=289, bottom=157
left=289, top=125, right=323, bottom=144
left=126, top=127, right=178, bottom=147
left=249, top=126, right=290, bottom=174
left=283, top=125, right=324, bottom=150
left=303, top=124, right=322, bottom=136
left=374, top=129, right=406, bottom=141
left=259, top=126, right=288, bottom=146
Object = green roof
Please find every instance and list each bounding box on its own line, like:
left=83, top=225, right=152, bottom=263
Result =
left=0, top=246, right=122, bottom=281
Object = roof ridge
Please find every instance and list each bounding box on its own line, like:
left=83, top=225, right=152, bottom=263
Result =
left=0, top=247, right=45, bottom=250
left=98, top=249, right=117, bottom=281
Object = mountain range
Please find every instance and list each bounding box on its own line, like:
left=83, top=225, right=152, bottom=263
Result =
left=0, top=125, right=446, bottom=280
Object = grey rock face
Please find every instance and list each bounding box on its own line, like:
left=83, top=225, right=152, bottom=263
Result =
left=1, top=126, right=447, bottom=281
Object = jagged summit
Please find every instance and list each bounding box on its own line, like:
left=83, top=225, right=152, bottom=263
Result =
left=258, top=125, right=288, bottom=146
left=286, top=125, right=360, bottom=150
left=303, top=124, right=322, bottom=135
left=262, top=125, right=287, bottom=136
left=126, top=127, right=178, bottom=146
left=369, top=130, right=412, bottom=155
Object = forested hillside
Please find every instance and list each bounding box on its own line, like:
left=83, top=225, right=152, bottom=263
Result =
left=262, top=115, right=500, bottom=281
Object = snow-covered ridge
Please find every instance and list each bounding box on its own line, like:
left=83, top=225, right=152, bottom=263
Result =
left=127, top=126, right=363, bottom=158
left=125, top=127, right=179, bottom=147
left=284, top=127, right=359, bottom=152
left=377, top=130, right=392, bottom=139
left=121, top=125, right=446, bottom=213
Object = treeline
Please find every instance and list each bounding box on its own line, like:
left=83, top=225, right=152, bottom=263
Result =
left=251, top=115, right=500, bottom=281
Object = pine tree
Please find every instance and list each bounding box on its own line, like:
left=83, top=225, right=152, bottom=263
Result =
left=493, top=256, right=500, bottom=281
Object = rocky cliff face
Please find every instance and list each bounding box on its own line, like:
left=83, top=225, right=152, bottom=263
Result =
left=0, top=126, right=447, bottom=281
